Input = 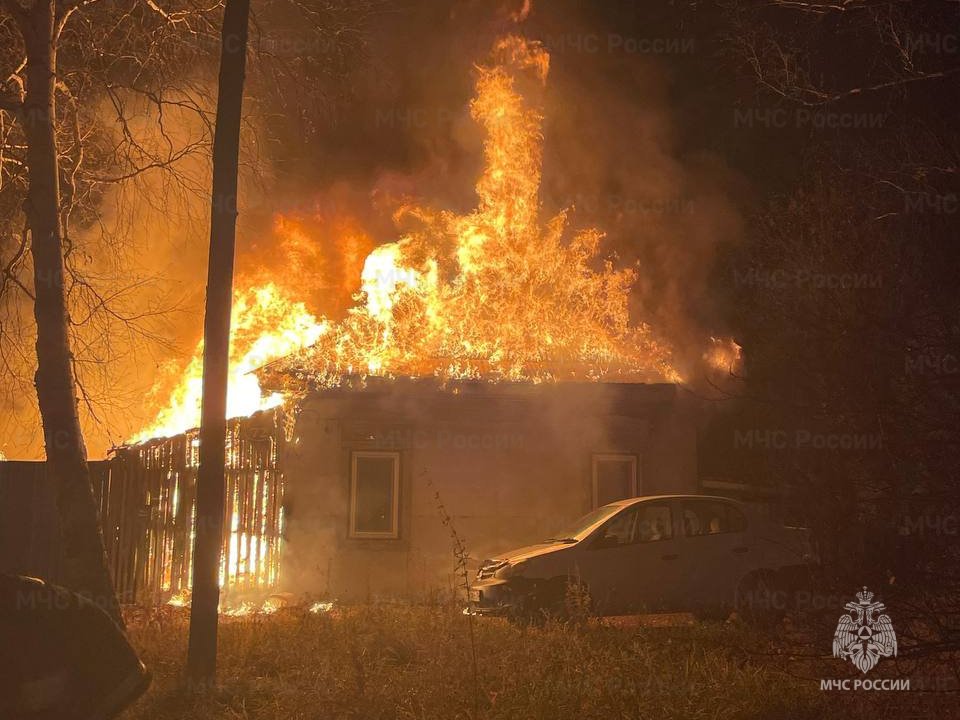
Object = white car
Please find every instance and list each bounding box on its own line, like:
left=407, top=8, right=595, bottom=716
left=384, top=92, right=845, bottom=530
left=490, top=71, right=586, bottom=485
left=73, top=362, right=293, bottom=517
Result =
left=470, top=495, right=816, bottom=620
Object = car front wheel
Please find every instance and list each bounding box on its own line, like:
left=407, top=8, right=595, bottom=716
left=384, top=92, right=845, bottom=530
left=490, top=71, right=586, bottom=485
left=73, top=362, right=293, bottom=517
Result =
left=506, top=577, right=593, bottom=626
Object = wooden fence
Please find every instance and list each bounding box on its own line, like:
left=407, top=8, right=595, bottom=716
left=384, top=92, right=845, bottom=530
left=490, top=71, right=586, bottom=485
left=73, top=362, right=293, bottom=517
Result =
left=0, top=411, right=285, bottom=605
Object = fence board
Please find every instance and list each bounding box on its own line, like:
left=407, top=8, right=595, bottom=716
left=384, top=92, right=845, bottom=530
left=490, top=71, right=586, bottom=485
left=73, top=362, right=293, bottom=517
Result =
left=0, top=410, right=285, bottom=606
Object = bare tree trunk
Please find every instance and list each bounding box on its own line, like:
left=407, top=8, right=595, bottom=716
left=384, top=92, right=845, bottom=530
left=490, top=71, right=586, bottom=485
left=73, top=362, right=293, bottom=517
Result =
left=19, top=0, right=121, bottom=626
left=186, top=0, right=250, bottom=685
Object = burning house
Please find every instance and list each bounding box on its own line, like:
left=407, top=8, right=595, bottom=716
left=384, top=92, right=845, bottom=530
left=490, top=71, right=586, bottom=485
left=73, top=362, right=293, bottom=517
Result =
left=89, top=374, right=697, bottom=607
left=230, top=35, right=697, bottom=601
left=44, top=34, right=717, bottom=607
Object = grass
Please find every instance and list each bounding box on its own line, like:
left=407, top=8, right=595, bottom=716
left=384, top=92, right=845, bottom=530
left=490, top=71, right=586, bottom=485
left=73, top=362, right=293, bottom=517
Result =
left=122, top=603, right=844, bottom=720
left=121, top=601, right=960, bottom=720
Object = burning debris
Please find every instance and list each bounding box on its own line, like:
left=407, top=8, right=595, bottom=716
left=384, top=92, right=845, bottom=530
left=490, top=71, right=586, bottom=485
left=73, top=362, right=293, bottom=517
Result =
left=220, top=599, right=281, bottom=617
left=165, top=589, right=301, bottom=617
left=167, top=589, right=191, bottom=608
left=133, top=34, right=680, bottom=444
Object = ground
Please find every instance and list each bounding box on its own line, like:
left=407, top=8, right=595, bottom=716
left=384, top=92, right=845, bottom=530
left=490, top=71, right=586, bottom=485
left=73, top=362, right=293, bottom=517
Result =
left=124, top=604, right=955, bottom=720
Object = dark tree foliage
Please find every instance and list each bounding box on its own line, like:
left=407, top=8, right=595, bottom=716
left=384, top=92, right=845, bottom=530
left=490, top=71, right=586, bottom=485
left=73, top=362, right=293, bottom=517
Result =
left=704, top=0, right=960, bottom=653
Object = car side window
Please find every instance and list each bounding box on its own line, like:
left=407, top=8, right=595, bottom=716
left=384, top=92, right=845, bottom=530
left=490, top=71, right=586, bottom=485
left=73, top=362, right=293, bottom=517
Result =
left=681, top=500, right=747, bottom=537
left=595, top=504, right=673, bottom=547
left=597, top=507, right=638, bottom=546
left=635, top=504, right=673, bottom=542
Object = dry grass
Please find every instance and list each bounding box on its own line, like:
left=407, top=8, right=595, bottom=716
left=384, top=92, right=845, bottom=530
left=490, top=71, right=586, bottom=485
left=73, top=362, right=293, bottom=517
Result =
left=121, top=604, right=947, bottom=720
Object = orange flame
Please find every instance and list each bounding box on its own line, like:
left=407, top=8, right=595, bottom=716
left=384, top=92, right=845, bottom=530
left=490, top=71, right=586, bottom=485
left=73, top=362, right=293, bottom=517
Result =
left=703, top=336, right=743, bottom=375
left=273, top=35, right=678, bottom=387
left=133, top=34, right=679, bottom=444
left=131, top=284, right=327, bottom=442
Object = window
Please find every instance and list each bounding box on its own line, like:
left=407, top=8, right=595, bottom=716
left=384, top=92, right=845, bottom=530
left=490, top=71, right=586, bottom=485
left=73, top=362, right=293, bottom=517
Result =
left=680, top=499, right=747, bottom=537
left=349, top=451, right=400, bottom=538
left=592, top=454, right=638, bottom=507
left=635, top=503, right=673, bottom=542
left=549, top=504, right=624, bottom=543
left=598, top=507, right=638, bottom=547
left=595, top=503, right=673, bottom=547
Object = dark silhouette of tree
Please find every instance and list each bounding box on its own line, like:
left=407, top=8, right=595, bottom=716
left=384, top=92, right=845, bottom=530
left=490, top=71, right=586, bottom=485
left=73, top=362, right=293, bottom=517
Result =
left=186, top=0, right=250, bottom=684
left=0, top=0, right=125, bottom=625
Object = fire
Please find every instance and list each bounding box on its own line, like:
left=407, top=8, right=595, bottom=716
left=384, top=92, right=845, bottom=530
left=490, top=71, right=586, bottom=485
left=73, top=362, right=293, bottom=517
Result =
left=704, top=336, right=743, bottom=375
left=133, top=34, right=680, bottom=433
left=167, top=588, right=191, bottom=607
left=269, top=35, right=678, bottom=389
left=131, top=284, right=327, bottom=442
left=127, top=33, right=685, bottom=612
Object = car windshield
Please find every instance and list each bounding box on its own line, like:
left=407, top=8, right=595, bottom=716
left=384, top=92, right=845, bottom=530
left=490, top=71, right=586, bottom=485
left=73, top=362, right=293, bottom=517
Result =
left=544, top=504, right=625, bottom=543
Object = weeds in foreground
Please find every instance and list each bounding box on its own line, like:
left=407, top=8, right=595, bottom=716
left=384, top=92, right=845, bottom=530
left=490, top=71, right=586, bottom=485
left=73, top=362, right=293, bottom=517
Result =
left=424, top=470, right=481, bottom=716
left=563, top=576, right=592, bottom=625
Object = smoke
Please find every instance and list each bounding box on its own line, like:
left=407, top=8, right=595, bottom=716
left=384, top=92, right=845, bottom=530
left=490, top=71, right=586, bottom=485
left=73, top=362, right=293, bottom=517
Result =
left=266, top=0, right=743, bottom=595
left=540, top=61, right=746, bottom=377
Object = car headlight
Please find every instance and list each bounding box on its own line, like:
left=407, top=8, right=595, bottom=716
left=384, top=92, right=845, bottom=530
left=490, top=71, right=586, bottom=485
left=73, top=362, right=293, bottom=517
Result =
left=497, top=559, right=528, bottom=579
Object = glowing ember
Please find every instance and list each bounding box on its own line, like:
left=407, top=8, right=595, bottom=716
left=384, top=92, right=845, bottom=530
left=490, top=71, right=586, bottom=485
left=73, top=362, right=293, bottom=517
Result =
left=167, top=589, right=191, bottom=608
left=309, top=600, right=335, bottom=614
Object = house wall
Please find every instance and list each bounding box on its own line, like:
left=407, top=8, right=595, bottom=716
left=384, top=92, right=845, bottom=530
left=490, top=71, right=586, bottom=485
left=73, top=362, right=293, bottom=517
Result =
left=278, top=380, right=697, bottom=601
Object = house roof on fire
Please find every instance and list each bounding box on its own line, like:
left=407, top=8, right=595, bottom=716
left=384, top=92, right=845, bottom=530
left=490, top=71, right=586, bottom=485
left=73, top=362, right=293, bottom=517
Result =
left=259, top=369, right=685, bottom=418
left=254, top=352, right=677, bottom=399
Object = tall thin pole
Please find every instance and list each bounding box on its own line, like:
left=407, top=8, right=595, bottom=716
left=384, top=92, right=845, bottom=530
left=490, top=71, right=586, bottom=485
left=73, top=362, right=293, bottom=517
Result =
left=186, top=0, right=250, bottom=685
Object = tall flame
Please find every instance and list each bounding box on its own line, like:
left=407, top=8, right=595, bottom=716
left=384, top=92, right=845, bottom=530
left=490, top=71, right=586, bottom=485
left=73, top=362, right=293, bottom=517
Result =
left=272, top=35, right=678, bottom=387
left=132, top=35, right=679, bottom=443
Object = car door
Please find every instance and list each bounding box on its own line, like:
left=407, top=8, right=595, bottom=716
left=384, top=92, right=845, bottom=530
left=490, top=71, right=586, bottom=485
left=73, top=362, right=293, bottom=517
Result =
left=579, top=500, right=684, bottom=614
left=675, top=498, right=751, bottom=612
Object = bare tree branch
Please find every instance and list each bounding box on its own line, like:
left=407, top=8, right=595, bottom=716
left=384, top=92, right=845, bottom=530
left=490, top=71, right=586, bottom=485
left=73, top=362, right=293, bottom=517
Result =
left=0, top=0, right=27, bottom=27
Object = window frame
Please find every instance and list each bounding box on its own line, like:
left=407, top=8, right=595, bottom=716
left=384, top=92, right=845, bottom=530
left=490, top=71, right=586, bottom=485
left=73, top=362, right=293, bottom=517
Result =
left=591, top=453, right=639, bottom=508
left=349, top=450, right=401, bottom=539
